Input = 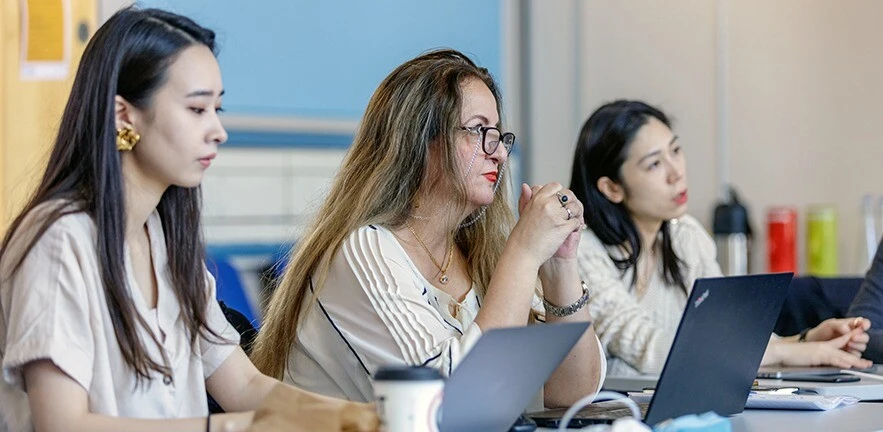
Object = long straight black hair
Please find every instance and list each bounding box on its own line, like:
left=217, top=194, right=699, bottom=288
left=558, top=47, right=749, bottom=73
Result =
left=570, top=100, right=686, bottom=292
left=0, top=7, right=222, bottom=382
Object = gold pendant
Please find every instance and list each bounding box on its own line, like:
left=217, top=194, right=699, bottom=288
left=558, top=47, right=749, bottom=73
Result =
left=439, top=274, right=449, bottom=284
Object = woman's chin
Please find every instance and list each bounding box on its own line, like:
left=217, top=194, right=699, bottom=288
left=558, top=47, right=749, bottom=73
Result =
left=468, top=197, right=494, bottom=210
left=670, top=205, right=689, bottom=220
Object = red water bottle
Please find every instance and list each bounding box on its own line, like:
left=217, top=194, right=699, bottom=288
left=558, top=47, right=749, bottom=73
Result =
left=767, top=207, right=797, bottom=273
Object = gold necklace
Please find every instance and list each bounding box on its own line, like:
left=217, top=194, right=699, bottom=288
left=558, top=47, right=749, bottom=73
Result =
left=405, top=222, right=454, bottom=285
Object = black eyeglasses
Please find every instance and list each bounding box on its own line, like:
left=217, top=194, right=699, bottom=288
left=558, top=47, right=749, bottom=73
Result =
left=459, top=125, right=516, bottom=156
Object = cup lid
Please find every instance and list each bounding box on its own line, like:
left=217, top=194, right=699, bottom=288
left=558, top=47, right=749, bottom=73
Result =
left=374, top=366, right=443, bottom=381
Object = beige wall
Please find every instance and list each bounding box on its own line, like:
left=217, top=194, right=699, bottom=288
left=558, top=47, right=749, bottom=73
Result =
left=729, top=0, right=883, bottom=274
left=0, top=0, right=97, bottom=232
left=527, top=0, right=883, bottom=275
left=99, top=0, right=132, bottom=21
left=0, top=2, right=5, bottom=231
left=523, top=0, right=582, bottom=185
left=577, top=0, right=718, bottom=257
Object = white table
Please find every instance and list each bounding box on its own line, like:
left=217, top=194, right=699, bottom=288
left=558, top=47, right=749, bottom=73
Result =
left=603, top=371, right=883, bottom=401
left=536, top=402, right=883, bottom=431
left=757, top=377, right=883, bottom=399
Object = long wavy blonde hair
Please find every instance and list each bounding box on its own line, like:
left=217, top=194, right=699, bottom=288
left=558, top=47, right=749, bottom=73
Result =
left=251, top=49, right=515, bottom=379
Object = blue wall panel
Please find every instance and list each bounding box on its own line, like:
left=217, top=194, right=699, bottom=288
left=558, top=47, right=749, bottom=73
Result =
left=136, top=1, right=503, bottom=120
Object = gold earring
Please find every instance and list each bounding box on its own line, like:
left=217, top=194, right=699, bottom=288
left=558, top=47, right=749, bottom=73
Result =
left=116, top=126, right=140, bottom=151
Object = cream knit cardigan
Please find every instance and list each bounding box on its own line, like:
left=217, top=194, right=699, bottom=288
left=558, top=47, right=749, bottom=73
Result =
left=577, top=215, right=722, bottom=376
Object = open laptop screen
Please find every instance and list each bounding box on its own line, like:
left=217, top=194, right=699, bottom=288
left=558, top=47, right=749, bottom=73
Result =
left=644, top=273, right=793, bottom=424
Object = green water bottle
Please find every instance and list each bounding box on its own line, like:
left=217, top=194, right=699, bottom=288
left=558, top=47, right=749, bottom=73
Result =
left=806, top=205, right=838, bottom=276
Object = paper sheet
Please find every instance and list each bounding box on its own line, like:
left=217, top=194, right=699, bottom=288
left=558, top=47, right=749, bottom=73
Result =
left=627, top=392, right=859, bottom=412
left=19, top=0, right=71, bottom=80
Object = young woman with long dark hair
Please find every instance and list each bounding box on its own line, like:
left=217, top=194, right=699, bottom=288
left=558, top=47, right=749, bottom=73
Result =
left=0, top=7, right=376, bottom=432
left=571, top=100, right=871, bottom=376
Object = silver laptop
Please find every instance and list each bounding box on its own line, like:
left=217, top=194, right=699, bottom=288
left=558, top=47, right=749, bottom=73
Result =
left=439, top=321, right=591, bottom=432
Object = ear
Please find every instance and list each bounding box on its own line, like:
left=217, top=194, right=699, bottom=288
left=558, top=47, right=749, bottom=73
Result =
left=114, top=95, right=136, bottom=131
left=597, top=176, right=625, bottom=203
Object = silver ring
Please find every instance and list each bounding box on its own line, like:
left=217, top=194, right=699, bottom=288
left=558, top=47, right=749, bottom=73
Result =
left=565, top=206, right=573, bottom=220
left=556, top=192, right=569, bottom=207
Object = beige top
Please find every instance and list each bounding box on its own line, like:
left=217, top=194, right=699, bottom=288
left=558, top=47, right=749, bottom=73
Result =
left=577, top=214, right=721, bottom=376
left=286, top=225, right=606, bottom=403
left=0, top=203, right=239, bottom=432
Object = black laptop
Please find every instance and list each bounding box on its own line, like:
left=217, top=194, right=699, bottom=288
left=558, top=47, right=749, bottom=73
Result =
left=529, top=273, right=793, bottom=427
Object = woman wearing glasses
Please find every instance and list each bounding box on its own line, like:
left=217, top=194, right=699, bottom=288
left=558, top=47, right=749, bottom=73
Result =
left=252, top=49, right=605, bottom=407
left=571, top=100, right=871, bottom=376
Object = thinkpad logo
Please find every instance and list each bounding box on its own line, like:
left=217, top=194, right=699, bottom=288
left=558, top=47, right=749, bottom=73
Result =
left=694, top=289, right=709, bottom=308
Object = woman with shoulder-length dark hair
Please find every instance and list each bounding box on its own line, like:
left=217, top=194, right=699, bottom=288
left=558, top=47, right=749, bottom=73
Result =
left=0, top=7, right=377, bottom=432
left=571, top=99, right=872, bottom=376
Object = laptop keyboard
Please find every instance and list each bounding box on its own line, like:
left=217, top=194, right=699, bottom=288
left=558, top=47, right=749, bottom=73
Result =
left=529, top=400, right=650, bottom=428
left=572, top=400, right=649, bottom=420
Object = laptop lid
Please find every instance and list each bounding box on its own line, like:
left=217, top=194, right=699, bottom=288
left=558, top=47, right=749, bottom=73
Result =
left=643, top=273, right=793, bottom=424
left=529, top=274, right=793, bottom=428
left=438, top=321, right=591, bottom=432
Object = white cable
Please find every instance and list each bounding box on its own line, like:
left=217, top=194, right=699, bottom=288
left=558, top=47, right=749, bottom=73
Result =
left=556, top=391, right=642, bottom=432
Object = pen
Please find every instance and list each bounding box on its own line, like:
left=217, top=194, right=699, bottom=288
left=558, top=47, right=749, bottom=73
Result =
left=840, top=369, right=883, bottom=382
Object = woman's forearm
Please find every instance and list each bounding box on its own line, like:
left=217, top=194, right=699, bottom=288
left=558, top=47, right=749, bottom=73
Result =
left=540, top=258, right=603, bottom=407
left=474, top=239, right=543, bottom=331
left=39, top=412, right=253, bottom=432
left=229, top=370, right=278, bottom=412
left=24, top=358, right=254, bottom=432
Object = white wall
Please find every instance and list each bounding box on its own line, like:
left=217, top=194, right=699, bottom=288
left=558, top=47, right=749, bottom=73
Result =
left=526, top=0, right=883, bottom=275
left=728, top=0, right=883, bottom=274
left=523, top=0, right=582, bottom=184
left=576, top=0, right=718, bottom=260
left=99, top=0, right=130, bottom=21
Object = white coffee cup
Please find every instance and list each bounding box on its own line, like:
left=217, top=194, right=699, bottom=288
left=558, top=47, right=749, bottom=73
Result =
left=373, top=366, right=444, bottom=432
